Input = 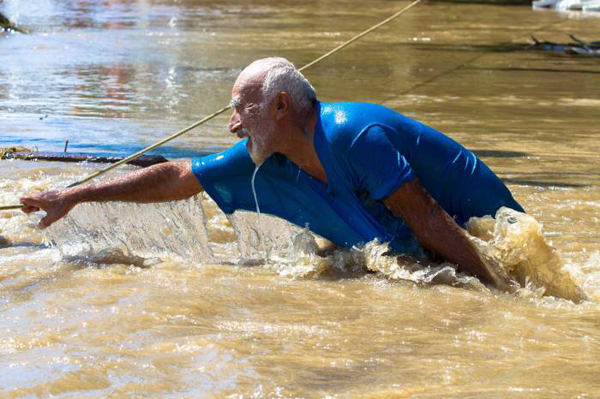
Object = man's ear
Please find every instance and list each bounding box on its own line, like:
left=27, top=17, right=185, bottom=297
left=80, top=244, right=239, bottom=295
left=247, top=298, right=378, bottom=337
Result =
left=274, top=92, right=291, bottom=120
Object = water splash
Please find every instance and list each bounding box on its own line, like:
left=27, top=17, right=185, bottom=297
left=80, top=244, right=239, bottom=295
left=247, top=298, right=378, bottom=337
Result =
left=226, top=207, right=593, bottom=301
left=45, top=195, right=213, bottom=263
left=228, top=211, right=303, bottom=263
left=354, top=241, right=487, bottom=290
left=467, top=207, right=588, bottom=302
left=34, top=188, right=593, bottom=302
left=224, top=211, right=484, bottom=285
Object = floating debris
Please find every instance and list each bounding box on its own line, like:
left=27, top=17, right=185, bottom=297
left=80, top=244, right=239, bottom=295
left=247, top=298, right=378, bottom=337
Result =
left=0, top=147, right=168, bottom=168
left=0, top=146, right=34, bottom=159
left=531, top=35, right=600, bottom=57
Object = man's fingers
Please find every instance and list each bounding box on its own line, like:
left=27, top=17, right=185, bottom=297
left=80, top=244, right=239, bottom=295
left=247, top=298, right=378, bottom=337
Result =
left=21, top=206, right=40, bottom=214
left=20, top=196, right=45, bottom=209
left=20, top=195, right=43, bottom=214
left=19, top=190, right=71, bottom=228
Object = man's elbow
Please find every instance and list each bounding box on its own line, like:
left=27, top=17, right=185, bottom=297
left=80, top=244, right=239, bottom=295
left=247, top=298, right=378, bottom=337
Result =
left=171, top=160, right=204, bottom=199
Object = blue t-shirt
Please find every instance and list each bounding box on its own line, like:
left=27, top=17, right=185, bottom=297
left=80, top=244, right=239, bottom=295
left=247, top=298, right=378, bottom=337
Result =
left=192, top=101, right=523, bottom=255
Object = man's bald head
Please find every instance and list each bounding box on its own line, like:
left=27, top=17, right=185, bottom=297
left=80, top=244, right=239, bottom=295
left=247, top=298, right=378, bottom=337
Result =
left=235, top=57, right=316, bottom=116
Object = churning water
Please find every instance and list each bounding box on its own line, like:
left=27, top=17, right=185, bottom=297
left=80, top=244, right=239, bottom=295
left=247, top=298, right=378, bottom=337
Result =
left=2, top=0, right=600, bottom=396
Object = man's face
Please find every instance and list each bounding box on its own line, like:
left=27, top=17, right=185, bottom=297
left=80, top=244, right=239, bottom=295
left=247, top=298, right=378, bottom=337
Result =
left=228, top=80, right=277, bottom=165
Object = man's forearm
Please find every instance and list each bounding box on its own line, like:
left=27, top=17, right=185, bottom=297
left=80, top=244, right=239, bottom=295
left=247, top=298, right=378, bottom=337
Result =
left=20, top=160, right=204, bottom=228
left=384, top=179, right=511, bottom=289
left=68, top=161, right=203, bottom=205
left=409, top=200, right=499, bottom=285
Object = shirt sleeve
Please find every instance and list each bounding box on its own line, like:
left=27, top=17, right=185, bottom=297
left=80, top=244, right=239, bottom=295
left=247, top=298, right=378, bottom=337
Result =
left=192, top=140, right=257, bottom=214
left=348, top=124, right=415, bottom=200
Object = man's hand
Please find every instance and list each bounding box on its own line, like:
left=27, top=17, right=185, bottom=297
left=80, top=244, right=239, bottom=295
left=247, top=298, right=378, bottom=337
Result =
left=383, top=178, right=513, bottom=291
left=20, top=190, right=76, bottom=229
left=19, top=160, right=204, bottom=229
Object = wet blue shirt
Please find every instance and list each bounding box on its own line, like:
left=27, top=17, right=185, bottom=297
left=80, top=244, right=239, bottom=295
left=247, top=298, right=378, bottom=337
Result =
left=192, top=101, right=523, bottom=254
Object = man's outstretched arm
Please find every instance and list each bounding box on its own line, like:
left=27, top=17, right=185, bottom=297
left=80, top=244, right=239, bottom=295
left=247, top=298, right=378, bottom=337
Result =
left=383, top=178, right=512, bottom=291
left=20, top=160, right=203, bottom=228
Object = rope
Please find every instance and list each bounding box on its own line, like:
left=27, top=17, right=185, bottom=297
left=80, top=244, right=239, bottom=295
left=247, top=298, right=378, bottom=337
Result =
left=0, top=205, right=24, bottom=211
left=65, top=105, right=232, bottom=188
left=1, top=0, right=424, bottom=211
left=298, top=0, right=424, bottom=73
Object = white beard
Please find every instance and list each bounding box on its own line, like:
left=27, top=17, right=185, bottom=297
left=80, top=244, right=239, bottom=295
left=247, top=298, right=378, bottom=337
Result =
left=246, top=110, right=276, bottom=165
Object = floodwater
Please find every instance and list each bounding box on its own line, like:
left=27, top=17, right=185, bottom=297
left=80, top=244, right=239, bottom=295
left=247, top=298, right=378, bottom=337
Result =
left=1, top=0, right=600, bottom=396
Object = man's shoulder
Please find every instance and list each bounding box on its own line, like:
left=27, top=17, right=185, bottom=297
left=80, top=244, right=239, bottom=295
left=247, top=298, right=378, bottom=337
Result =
left=318, top=101, right=404, bottom=151
left=192, top=140, right=252, bottom=180
left=320, top=101, right=398, bottom=123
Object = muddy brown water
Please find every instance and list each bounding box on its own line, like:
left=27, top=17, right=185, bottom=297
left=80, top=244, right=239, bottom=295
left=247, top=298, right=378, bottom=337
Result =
left=1, top=0, right=600, bottom=397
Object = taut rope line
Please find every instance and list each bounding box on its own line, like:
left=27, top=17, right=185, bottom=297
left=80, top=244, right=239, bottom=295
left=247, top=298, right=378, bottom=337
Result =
left=298, top=0, right=424, bottom=73
left=0, top=0, right=424, bottom=211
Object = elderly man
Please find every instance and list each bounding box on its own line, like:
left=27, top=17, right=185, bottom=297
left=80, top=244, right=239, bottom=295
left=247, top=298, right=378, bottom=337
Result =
left=21, top=57, right=523, bottom=289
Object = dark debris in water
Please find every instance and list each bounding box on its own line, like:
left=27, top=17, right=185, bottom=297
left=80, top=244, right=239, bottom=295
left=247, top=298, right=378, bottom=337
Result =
left=404, top=34, right=600, bottom=57
left=531, top=35, right=600, bottom=57
left=465, top=66, right=600, bottom=76
left=431, top=0, right=532, bottom=4
left=1, top=148, right=169, bottom=168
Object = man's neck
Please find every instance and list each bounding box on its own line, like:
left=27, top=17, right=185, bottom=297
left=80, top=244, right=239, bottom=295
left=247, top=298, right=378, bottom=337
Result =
left=278, top=105, right=327, bottom=183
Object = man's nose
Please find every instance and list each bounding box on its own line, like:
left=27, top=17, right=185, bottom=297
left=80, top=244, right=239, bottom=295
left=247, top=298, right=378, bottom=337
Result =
left=229, top=111, right=241, bottom=133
